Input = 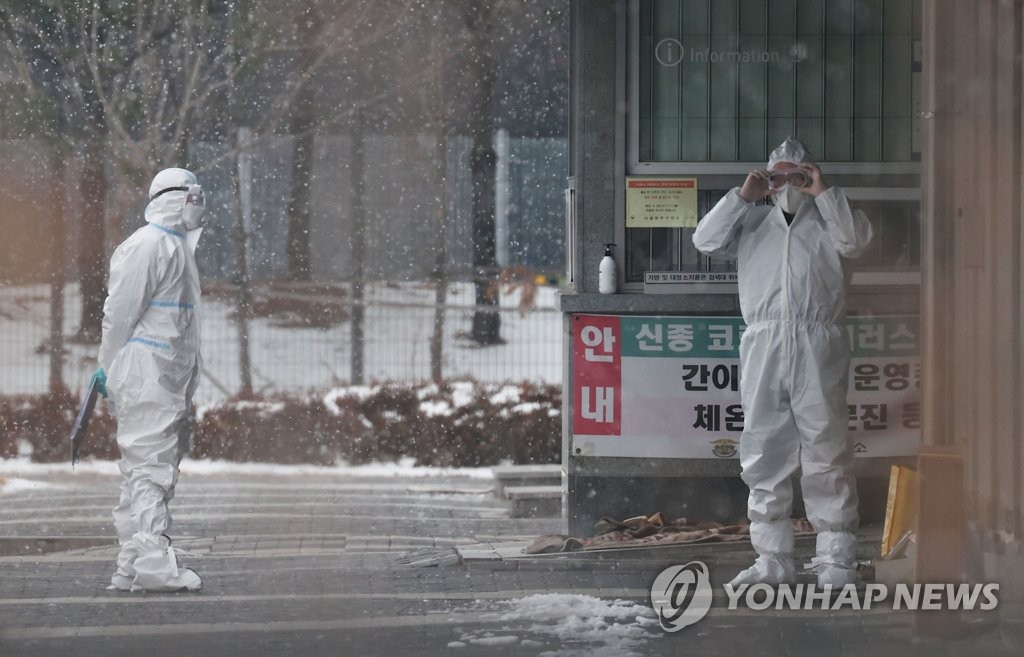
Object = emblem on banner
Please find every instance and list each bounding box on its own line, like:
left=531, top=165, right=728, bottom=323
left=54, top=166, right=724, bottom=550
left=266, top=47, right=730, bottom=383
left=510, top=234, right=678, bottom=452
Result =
left=711, top=438, right=738, bottom=458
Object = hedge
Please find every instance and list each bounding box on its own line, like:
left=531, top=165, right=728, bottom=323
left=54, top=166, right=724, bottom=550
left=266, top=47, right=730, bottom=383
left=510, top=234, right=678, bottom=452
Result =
left=0, top=380, right=561, bottom=467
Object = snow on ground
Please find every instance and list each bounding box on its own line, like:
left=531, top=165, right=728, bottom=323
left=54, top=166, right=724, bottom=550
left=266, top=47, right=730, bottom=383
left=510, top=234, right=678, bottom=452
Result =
left=451, top=594, right=660, bottom=656
left=0, top=456, right=495, bottom=480
left=0, top=476, right=64, bottom=495
left=0, top=281, right=562, bottom=405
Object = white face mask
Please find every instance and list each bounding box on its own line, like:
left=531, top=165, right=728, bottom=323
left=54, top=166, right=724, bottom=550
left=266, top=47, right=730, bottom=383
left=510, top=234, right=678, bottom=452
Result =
left=182, top=184, right=206, bottom=230
left=775, top=185, right=806, bottom=214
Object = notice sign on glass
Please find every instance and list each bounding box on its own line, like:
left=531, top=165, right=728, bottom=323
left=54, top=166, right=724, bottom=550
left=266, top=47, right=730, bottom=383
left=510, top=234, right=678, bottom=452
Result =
left=626, top=177, right=698, bottom=228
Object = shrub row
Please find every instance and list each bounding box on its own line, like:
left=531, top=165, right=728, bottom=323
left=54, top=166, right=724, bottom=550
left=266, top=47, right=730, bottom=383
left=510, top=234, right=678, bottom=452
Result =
left=0, top=388, right=119, bottom=462
left=0, top=381, right=561, bottom=467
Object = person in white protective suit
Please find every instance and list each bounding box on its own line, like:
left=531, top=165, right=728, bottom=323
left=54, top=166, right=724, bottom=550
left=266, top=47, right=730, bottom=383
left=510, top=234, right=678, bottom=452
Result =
left=692, top=138, right=873, bottom=588
left=93, top=167, right=206, bottom=592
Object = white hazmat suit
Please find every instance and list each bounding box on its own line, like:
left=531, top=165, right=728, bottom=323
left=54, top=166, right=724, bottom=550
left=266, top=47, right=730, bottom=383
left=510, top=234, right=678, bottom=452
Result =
left=97, top=168, right=205, bottom=592
left=692, top=139, right=873, bottom=587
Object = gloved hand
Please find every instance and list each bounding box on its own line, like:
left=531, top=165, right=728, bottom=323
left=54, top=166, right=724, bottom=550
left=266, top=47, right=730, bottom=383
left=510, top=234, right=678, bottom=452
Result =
left=90, top=368, right=108, bottom=398
left=739, top=169, right=771, bottom=203
left=798, top=162, right=828, bottom=197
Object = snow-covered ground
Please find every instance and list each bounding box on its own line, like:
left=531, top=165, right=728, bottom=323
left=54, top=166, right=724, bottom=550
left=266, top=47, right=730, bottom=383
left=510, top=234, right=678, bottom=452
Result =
left=0, top=456, right=496, bottom=492
left=0, top=475, right=64, bottom=496
left=0, top=281, right=562, bottom=404
left=452, top=594, right=660, bottom=656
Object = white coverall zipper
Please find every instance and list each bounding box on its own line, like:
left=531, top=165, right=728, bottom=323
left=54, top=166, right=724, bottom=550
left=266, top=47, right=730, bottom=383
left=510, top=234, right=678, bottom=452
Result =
left=781, top=212, right=792, bottom=363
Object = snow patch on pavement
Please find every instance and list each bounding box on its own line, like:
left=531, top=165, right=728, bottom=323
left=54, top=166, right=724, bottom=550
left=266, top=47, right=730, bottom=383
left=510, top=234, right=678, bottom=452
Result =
left=0, top=457, right=118, bottom=477
left=465, top=634, right=520, bottom=647
left=453, top=594, right=659, bottom=656
left=182, top=457, right=494, bottom=479
left=0, top=477, right=62, bottom=495
left=0, top=456, right=494, bottom=480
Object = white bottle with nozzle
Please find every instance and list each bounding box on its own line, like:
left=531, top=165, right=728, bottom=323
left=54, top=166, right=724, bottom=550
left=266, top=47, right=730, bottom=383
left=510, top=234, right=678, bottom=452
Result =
left=599, top=243, right=617, bottom=295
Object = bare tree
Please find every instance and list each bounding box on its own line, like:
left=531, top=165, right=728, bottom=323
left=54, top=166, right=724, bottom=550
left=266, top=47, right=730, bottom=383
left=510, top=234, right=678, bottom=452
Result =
left=284, top=0, right=320, bottom=281
left=1, top=2, right=240, bottom=339
left=0, top=0, right=404, bottom=338
left=427, top=12, right=452, bottom=382
left=1, top=2, right=111, bottom=340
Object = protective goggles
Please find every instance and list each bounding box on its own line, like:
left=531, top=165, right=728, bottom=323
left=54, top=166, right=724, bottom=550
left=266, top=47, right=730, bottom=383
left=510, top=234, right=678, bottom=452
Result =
left=767, top=168, right=811, bottom=190
left=151, top=183, right=205, bottom=206
left=185, top=184, right=205, bottom=209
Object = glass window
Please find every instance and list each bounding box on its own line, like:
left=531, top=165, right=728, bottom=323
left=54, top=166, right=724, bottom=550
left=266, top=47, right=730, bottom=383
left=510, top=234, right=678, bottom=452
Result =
left=637, top=0, right=922, bottom=163
left=851, top=200, right=920, bottom=271
left=628, top=0, right=922, bottom=285
left=626, top=196, right=920, bottom=284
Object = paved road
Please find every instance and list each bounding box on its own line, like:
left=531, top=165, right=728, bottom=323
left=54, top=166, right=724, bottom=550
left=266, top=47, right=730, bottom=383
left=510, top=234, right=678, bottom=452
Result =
left=1, top=466, right=1021, bottom=657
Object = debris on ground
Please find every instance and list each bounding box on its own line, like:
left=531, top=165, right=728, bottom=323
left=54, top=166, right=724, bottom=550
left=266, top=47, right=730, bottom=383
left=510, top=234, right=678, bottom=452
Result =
left=526, top=513, right=815, bottom=554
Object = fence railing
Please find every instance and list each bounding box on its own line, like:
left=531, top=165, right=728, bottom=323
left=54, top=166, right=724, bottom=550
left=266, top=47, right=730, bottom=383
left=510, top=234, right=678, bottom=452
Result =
left=0, top=280, right=562, bottom=405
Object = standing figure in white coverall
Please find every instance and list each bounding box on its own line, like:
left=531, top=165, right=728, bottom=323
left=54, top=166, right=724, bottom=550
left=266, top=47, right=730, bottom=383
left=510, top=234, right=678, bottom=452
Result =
left=692, top=138, right=873, bottom=587
left=93, top=168, right=205, bottom=592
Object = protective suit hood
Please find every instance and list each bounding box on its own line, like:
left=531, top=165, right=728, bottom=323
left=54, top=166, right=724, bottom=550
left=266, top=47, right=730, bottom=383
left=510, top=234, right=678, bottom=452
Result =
left=145, top=168, right=206, bottom=238
left=767, top=136, right=810, bottom=170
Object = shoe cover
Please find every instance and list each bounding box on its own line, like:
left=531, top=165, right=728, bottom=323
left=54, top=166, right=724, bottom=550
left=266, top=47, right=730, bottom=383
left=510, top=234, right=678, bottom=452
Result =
left=129, top=569, right=201, bottom=593
left=107, top=573, right=133, bottom=591
left=129, top=535, right=201, bottom=592
left=816, top=564, right=858, bottom=587
left=808, top=530, right=858, bottom=587
left=814, top=530, right=857, bottom=566
left=166, top=568, right=202, bottom=592
left=727, top=554, right=796, bottom=587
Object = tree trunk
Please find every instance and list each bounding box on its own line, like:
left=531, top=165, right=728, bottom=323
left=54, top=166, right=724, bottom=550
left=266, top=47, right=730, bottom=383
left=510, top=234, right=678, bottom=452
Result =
left=75, top=132, right=107, bottom=343
left=231, top=126, right=254, bottom=397
left=430, top=131, right=449, bottom=383
left=466, top=3, right=502, bottom=346
left=285, top=1, right=319, bottom=282
left=429, top=25, right=450, bottom=382
left=286, top=100, right=314, bottom=281
left=470, top=141, right=502, bottom=345
left=350, top=115, right=367, bottom=385
left=48, top=144, right=66, bottom=393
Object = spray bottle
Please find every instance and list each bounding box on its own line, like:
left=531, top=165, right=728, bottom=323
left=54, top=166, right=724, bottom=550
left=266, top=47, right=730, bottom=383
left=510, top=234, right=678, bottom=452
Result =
left=599, top=243, right=617, bottom=295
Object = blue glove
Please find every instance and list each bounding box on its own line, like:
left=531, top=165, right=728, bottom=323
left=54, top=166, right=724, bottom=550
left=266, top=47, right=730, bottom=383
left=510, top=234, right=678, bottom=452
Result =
left=90, top=368, right=108, bottom=398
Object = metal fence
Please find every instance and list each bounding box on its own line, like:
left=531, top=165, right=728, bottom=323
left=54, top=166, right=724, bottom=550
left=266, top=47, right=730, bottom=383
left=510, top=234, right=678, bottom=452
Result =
left=0, top=281, right=562, bottom=405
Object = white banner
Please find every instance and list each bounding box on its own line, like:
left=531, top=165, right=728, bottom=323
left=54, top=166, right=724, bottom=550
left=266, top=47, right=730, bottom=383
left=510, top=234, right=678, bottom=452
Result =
left=571, top=315, right=920, bottom=460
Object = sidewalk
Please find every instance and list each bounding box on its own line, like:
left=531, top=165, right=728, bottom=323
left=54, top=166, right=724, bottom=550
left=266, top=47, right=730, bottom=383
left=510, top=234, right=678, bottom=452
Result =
left=0, top=462, right=1020, bottom=657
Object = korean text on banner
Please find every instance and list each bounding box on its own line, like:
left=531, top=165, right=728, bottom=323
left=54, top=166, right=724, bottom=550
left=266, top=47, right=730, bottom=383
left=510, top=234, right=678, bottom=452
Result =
left=573, top=315, right=622, bottom=436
